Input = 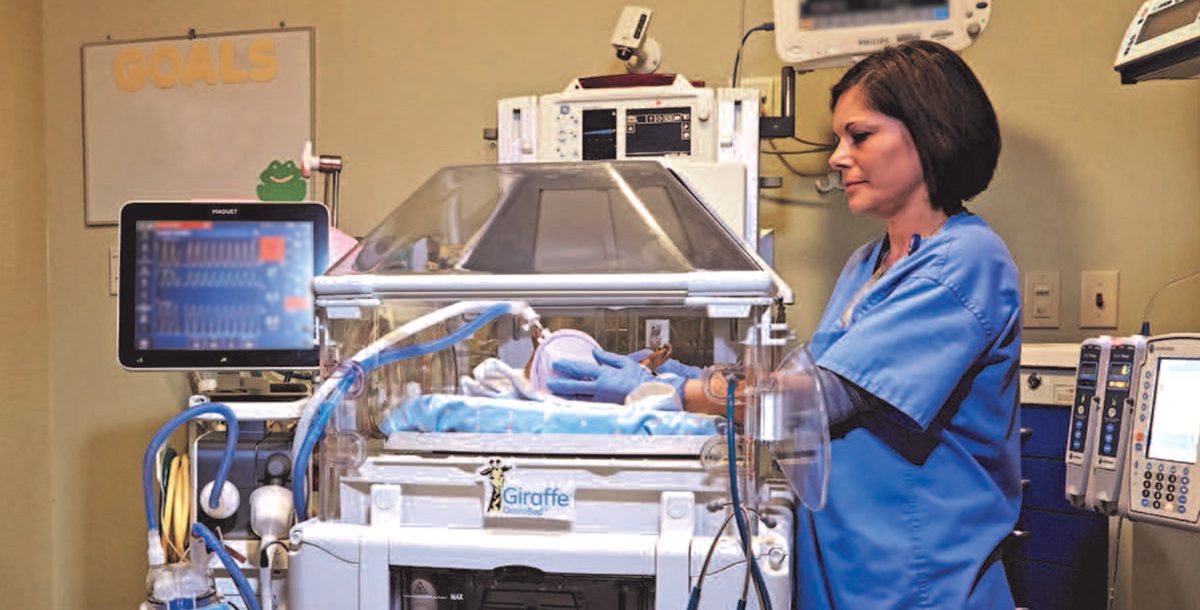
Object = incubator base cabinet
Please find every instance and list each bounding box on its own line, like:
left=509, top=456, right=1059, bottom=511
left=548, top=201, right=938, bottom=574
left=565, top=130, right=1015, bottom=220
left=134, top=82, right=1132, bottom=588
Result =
left=1007, top=344, right=1108, bottom=610
left=287, top=437, right=793, bottom=609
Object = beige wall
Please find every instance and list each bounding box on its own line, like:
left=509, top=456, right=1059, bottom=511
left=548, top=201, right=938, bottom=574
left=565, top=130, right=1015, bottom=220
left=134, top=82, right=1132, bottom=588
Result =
left=33, top=0, right=1200, bottom=607
left=0, top=0, right=50, bottom=607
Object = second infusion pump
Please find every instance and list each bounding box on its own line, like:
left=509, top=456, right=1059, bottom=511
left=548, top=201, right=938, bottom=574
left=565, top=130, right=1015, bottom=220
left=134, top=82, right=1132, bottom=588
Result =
left=1065, top=336, right=1145, bottom=514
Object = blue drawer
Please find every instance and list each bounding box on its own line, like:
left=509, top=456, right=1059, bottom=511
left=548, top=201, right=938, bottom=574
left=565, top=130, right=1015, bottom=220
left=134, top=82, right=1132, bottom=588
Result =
left=1008, top=509, right=1107, bottom=565
left=1020, top=405, right=1070, bottom=459
left=1021, top=457, right=1090, bottom=514
left=1006, top=558, right=1106, bottom=610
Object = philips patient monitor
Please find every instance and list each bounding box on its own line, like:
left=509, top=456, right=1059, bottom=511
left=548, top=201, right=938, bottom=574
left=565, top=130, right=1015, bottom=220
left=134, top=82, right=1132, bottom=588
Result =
left=773, top=0, right=992, bottom=69
left=117, top=201, right=328, bottom=370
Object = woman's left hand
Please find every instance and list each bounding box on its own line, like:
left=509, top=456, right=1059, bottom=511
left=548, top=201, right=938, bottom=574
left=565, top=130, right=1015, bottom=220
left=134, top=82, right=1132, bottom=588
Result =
left=546, top=348, right=655, bottom=403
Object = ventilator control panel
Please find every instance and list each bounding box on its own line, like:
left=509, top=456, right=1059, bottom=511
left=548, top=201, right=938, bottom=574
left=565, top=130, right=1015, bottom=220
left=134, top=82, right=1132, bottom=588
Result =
left=117, top=201, right=328, bottom=370
left=1123, top=334, right=1200, bottom=529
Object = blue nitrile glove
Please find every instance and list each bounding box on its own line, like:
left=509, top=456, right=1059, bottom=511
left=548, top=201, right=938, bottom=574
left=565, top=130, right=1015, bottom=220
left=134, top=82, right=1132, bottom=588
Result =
left=627, top=349, right=704, bottom=380
left=547, top=348, right=656, bottom=404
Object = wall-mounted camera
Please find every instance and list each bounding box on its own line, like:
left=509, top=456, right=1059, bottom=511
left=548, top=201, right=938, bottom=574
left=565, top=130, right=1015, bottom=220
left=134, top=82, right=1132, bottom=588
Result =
left=611, top=6, right=661, bottom=74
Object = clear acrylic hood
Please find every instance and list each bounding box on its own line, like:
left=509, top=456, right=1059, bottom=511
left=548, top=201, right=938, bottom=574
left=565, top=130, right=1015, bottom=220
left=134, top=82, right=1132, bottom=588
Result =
left=316, top=161, right=791, bottom=305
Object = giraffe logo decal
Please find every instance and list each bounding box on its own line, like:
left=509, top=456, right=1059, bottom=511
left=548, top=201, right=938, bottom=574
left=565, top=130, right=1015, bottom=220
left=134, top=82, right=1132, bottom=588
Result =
left=478, top=458, right=577, bottom=520
left=480, top=459, right=511, bottom=514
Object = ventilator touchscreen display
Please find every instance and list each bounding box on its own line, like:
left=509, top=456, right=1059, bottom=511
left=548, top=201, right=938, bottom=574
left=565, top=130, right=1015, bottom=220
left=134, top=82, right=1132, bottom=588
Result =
left=1146, top=358, right=1200, bottom=463
left=132, top=220, right=316, bottom=352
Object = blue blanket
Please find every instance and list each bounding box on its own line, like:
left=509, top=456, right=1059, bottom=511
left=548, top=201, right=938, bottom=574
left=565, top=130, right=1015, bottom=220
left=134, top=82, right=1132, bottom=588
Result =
left=379, top=394, right=721, bottom=436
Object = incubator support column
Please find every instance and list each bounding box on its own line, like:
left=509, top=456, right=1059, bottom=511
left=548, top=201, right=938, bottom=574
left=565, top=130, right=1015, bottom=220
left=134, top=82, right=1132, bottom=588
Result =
left=656, top=492, right=696, bottom=609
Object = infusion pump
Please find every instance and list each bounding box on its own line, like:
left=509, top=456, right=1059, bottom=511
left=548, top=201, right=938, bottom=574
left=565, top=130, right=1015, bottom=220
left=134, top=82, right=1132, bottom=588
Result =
left=1064, top=336, right=1146, bottom=514
left=1066, top=334, right=1200, bottom=530
left=1121, top=334, right=1200, bottom=529
left=1064, top=337, right=1111, bottom=509
left=1087, top=336, right=1146, bottom=515
left=497, top=75, right=761, bottom=247
left=772, top=0, right=992, bottom=69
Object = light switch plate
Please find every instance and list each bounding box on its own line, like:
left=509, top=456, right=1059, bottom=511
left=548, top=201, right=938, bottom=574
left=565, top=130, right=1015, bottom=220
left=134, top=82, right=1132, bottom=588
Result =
left=1024, top=271, right=1060, bottom=328
left=1080, top=270, right=1119, bottom=329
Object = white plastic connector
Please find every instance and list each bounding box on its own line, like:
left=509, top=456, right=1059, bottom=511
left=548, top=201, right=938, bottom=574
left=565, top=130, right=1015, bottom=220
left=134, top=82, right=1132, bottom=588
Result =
left=510, top=301, right=542, bottom=333
left=147, top=529, right=166, bottom=566
left=199, top=480, right=240, bottom=520
left=250, top=484, right=294, bottom=540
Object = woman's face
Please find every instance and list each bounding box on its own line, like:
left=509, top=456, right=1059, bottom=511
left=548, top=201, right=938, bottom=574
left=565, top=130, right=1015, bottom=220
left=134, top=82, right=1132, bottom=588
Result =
left=829, top=85, right=928, bottom=219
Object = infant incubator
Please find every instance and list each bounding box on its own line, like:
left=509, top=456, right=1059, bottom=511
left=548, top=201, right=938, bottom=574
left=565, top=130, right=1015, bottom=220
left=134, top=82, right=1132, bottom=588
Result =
left=287, top=161, right=828, bottom=609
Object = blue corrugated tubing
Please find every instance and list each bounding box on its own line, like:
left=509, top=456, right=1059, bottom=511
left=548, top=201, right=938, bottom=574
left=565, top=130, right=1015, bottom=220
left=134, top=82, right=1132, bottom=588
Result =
left=291, top=303, right=515, bottom=518
left=143, top=403, right=239, bottom=532
left=192, top=522, right=261, bottom=610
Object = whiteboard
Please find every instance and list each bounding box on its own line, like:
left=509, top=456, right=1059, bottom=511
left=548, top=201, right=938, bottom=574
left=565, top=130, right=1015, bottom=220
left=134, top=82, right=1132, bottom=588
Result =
left=82, top=28, right=314, bottom=225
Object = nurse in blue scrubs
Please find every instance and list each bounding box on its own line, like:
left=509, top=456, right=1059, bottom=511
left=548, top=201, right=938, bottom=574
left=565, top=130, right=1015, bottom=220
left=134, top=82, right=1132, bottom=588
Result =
left=792, top=40, right=1022, bottom=609
left=548, top=40, right=1021, bottom=609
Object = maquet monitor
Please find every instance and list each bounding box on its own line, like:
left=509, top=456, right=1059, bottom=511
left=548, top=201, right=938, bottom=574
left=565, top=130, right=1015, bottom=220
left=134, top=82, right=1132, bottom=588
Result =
left=118, top=201, right=328, bottom=370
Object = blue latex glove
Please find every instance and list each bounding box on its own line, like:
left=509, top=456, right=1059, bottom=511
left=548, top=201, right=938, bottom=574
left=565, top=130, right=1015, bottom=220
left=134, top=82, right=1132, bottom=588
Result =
left=547, top=348, right=657, bottom=404
left=627, top=349, right=704, bottom=379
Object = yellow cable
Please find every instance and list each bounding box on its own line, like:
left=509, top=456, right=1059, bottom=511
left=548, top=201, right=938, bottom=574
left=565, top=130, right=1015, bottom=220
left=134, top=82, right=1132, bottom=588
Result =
left=173, top=454, right=190, bottom=558
left=164, top=456, right=182, bottom=561
left=162, top=456, right=181, bottom=562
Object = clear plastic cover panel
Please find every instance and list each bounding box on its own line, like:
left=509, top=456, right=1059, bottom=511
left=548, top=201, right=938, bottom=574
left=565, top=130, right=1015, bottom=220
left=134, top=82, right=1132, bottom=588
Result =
left=763, top=344, right=830, bottom=510
left=323, top=302, right=733, bottom=439
left=327, top=162, right=758, bottom=276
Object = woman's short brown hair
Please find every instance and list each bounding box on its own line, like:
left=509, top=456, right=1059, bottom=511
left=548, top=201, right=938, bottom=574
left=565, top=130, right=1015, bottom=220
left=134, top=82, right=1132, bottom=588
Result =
left=830, top=40, right=1000, bottom=214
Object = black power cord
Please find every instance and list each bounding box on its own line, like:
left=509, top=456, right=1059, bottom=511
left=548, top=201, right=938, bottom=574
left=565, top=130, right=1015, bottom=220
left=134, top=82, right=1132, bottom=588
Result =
left=732, top=23, right=776, bottom=87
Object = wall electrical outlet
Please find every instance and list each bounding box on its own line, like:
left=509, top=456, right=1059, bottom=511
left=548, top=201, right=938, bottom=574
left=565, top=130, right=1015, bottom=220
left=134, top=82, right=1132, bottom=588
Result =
left=741, top=76, right=779, bottom=116
left=1023, top=271, right=1060, bottom=328
left=1080, top=270, right=1119, bottom=329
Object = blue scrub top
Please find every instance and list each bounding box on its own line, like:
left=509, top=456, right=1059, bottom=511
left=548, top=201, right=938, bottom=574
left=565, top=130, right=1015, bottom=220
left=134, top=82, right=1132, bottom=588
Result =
left=796, top=212, right=1022, bottom=610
